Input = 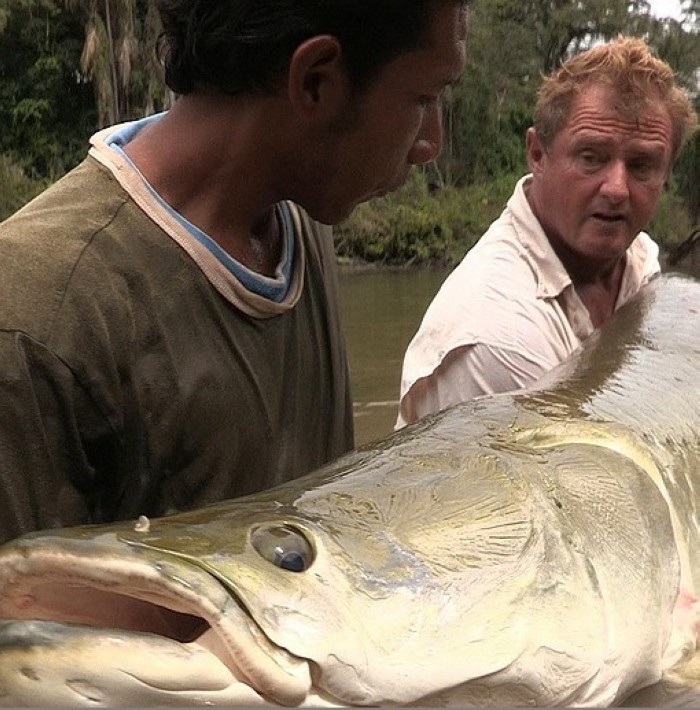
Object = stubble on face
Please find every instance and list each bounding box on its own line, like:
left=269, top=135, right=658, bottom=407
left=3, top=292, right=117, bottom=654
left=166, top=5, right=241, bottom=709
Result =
left=301, top=2, right=468, bottom=224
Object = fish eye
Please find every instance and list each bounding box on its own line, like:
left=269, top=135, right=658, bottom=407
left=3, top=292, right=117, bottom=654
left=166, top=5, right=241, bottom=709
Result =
left=250, top=524, right=314, bottom=572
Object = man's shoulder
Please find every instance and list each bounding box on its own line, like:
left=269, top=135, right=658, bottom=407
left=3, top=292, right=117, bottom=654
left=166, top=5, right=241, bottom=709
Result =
left=434, top=226, right=539, bottom=310
left=0, top=159, right=161, bottom=342
left=418, top=261, right=542, bottom=351
left=0, top=158, right=127, bottom=255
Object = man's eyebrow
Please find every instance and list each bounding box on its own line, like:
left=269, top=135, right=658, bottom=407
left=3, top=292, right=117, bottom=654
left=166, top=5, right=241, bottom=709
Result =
left=629, top=146, right=668, bottom=161
left=572, top=135, right=669, bottom=161
left=571, top=135, right=610, bottom=147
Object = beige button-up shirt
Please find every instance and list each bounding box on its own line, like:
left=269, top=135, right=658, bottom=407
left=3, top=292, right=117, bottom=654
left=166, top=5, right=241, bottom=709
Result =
left=396, top=174, right=661, bottom=429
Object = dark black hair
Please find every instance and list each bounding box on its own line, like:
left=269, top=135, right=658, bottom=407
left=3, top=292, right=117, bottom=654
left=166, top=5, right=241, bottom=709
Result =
left=155, top=0, right=471, bottom=96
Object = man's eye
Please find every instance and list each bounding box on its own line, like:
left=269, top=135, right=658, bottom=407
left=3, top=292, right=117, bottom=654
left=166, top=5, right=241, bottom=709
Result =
left=628, top=159, right=658, bottom=180
left=580, top=151, right=600, bottom=164
left=577, top=150, right=605, bottom=171
left=630, top=162, right=650, bottom=176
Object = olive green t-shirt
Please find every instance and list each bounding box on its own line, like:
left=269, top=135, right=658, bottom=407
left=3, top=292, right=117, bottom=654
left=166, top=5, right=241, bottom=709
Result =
left=0, top=155, right=353, bottom=544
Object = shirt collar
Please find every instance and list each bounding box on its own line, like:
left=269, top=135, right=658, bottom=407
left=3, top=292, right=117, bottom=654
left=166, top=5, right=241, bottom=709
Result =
left=507, top=174, right=572, bottom=300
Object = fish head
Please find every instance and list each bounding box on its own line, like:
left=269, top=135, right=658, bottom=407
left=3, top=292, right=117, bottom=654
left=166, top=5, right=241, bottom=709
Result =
left=0, top=403, right=680, bottom=706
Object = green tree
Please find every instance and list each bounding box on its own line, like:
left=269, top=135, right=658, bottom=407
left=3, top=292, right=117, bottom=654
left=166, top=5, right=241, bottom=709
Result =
left=0, top=0, right=96, bottom=178
left=443, top=0, right=538, bottom=184
left=66, top=0, right=170, bottom=125
left=643, top=6, right=700, bottom=228
left=440, top=0, right=647, bottom=188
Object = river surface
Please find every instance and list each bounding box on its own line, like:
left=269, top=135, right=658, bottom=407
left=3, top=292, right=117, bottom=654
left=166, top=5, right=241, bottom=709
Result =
left=338, top=266, right=451, bottom=448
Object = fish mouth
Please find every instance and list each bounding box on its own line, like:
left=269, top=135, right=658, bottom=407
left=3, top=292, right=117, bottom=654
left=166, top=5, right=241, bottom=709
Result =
left=0, top=536, right=313, bottom=706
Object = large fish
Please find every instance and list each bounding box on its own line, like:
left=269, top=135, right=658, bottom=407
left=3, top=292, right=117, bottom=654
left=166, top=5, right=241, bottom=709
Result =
left=0, top=273, right=698, bottom=707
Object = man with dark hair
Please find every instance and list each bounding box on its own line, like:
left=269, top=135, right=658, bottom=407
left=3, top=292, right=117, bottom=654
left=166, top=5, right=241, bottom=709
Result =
left=0, top=0, right=470, bottom=543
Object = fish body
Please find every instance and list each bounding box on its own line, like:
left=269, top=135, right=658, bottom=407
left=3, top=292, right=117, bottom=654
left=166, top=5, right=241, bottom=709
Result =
left=0, top=273, right=698, bottom=707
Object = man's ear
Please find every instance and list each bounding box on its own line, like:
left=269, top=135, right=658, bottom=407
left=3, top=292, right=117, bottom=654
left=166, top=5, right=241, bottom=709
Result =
left=287, top=35, right=348, bottom=118
left=525, top=127, right=545, bottom=175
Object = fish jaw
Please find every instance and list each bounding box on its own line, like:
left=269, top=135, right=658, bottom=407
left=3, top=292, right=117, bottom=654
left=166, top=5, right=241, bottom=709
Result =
left=0, top=533, right=315, bottom=707
left=0, top=620, right=279, bottom=707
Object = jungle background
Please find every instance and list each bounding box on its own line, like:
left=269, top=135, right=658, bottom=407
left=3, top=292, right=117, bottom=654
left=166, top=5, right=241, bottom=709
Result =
left=1, top=0, right=698, bottom=264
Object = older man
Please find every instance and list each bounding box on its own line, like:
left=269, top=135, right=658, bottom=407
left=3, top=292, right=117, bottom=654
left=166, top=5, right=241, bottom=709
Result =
left=397, top=36, right=696, bottom=428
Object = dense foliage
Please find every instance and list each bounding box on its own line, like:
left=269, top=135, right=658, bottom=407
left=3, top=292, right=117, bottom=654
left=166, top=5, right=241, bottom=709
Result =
left=1, top=0, right=698, bottom=262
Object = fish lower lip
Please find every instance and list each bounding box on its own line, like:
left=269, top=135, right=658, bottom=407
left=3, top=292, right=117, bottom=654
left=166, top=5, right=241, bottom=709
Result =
left=0, top=619, right=273, bottom=705
left=0, top=540, right=312, bottom=705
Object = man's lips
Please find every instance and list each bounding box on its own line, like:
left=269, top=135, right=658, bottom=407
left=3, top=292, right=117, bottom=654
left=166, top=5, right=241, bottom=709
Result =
left=592, top=213, right=626, bottom=223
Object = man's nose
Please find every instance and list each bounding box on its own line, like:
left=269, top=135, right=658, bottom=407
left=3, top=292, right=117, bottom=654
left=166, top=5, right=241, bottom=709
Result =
left=408, top=105, right=444, bottom=165
left=600, top=159, right=630, bottom=202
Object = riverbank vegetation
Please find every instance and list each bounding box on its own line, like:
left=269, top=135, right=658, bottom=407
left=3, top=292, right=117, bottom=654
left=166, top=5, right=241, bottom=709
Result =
left=1, top=0, right=698, bottom=264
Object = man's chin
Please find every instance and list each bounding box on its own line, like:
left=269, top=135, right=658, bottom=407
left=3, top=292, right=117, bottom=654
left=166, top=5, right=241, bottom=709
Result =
left=319, top=196, right=380, bottom=226
left=365, top=182, right=404, bottom=203
left=303, top=181, right=408, bottom=225
left=583, top=228, right=635, bottom=257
